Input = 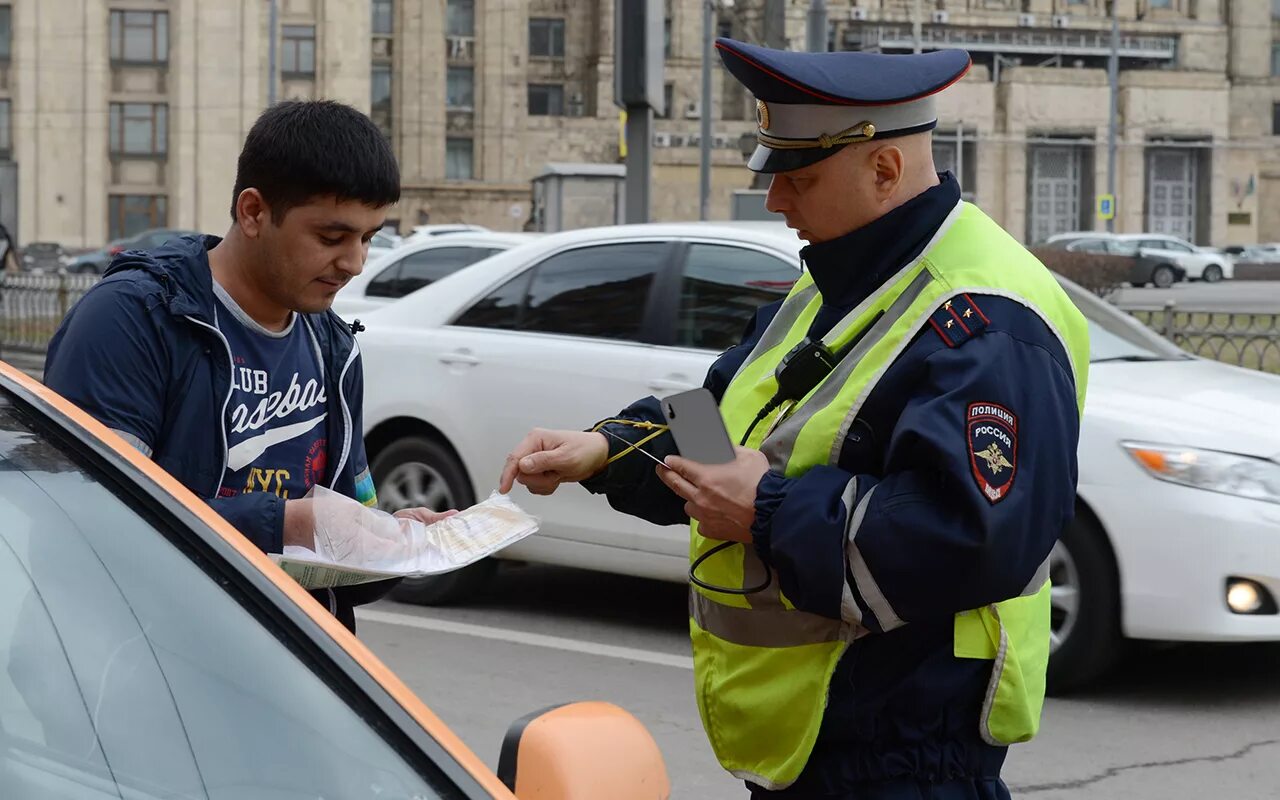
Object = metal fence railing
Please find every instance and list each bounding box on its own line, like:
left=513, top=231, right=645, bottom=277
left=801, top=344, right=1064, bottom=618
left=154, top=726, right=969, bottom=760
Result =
left=0, top=272, right=100, bottom=356
left=2, top=273, right=1280, bottom=375
left=1123, top=301, right=1280, bottom=374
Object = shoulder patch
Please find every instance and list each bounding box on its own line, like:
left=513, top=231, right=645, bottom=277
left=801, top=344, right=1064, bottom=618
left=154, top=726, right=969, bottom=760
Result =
left=928, top=294, right=989, bottom=348
left=967, top=402, right=1017, bottom=504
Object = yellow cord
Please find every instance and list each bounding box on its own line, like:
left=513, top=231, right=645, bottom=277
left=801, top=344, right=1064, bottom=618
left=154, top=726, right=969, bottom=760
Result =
left=591, top=419, right=671, bottom=466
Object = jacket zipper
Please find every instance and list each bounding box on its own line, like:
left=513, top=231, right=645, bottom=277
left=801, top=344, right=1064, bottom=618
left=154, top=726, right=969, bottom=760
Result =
left=185, top=314, right=235, bottom=500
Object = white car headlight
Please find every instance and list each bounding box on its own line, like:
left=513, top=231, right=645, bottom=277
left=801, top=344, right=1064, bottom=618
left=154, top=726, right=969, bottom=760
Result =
left=1123, top=443, right=1280, bottom=505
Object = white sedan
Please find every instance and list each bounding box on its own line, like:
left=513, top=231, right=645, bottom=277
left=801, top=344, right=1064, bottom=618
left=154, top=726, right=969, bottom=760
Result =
left=334, top=231, right=538, bottom=319
left=355, top=222, right=1280, bottom=691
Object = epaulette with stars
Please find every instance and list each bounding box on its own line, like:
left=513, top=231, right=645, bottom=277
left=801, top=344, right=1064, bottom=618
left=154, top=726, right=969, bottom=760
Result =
left=927, top=294, right=989, bottom=348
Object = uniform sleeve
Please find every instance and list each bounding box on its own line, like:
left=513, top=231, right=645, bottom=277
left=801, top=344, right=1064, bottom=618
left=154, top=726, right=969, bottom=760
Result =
left=751, top=327, right=1080, bottom=631
left=580, top=301, right=783, bottom=526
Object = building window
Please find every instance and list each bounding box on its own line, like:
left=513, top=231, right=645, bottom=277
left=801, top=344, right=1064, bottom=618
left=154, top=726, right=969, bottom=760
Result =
left=664, top=17, right=672, bottom=58
left=1149, top=0, right=1171, bottom=7
left=657, top=83, right=674, bottom=119
left=447, top=0, right=474, bottom=36
left=446, top=138, right=473, bottom=180
left=0, top=99, right=10, bottom=159
left=372, top=0, right=393, bottom=35
left=1273, top=43, right=1280, bottom=76
left=109, top=195, right=167, bottom=240
left=109, top=103, right=167, bottom=157
left=1274, top=0, right=1280, bottom=19
left=372, top=64, right=392, bottom=136
left=528, top=83, right=565, bottom=116
left=447, top=66, right=474, bottom=109
left=109, top=10, right=169, bottom=65
left=0, top=6, right=11, bottom=62
left=1274, top=103, right=1280, bottom=136
left=281, top=25, right=316, bottom=77
left=529, top=18, right=565, bottom=58
left=717, top=18, right=732, bottom=39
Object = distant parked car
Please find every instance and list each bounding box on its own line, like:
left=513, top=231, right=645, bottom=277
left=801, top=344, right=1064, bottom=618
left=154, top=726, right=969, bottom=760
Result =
left=19, top=242, right=72, bottom=273
left=1050, top=232, right=1232, bottom=283
left=1039, top=234, right=1186, bottom=288
left=67, top=228, right=202, bottom=274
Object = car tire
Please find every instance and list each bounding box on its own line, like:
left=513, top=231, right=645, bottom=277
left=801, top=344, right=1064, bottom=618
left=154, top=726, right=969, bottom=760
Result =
left=370, top=436, right=496, bottom=606
left=1201, top=264, right=1223, bottom=283
left=1046, top=513, right=1124, bottom=695
left=1150, top=264, right=1176, bottom=289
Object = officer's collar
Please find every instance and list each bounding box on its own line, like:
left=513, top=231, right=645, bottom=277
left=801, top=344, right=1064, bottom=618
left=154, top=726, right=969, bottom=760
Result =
left=800, top=172, right=962, bottom=309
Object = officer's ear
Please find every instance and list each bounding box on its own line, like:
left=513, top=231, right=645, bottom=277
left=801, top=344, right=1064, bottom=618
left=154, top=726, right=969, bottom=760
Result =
left=870, top=145, right=905, bottom=201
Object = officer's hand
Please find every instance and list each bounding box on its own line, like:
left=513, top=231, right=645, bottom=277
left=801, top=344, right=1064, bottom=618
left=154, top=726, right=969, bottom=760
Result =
left=499, top=428, right=610, bottom=496
left=658, top=447, right=769, bottom=543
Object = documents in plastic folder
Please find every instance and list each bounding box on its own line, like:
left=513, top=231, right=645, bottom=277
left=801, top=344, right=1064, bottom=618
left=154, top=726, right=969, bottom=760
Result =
left=270, top=491, right=540, bottom=590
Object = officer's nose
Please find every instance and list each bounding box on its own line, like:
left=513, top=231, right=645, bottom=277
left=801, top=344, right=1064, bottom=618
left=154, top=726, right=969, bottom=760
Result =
left=765, top=175, right=792, bottom=214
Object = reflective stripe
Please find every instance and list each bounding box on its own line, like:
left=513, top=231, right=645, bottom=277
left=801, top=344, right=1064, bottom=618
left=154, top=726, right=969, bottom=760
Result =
left=837, top=478, right=864, bottom=626
left=1021, top=557, right=1050, bottom=597
left=691, top=590, right=851, bottom=648
left=979, top=604, right=1010, bottom=747
left=761, top=268, right=935, bottom=471
left=736, top=282, right=821, bottom=379
left=844, top=486, right=906, bottom=632
left=109, top=428, right=153, bottom=457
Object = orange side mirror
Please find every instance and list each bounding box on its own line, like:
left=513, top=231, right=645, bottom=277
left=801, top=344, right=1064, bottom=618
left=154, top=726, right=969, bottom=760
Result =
left=498, top=701, right=671, bottom=799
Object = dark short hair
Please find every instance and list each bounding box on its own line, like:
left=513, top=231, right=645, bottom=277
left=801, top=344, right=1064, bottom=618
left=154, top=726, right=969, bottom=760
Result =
left=231, top=100, right=400, bottom=223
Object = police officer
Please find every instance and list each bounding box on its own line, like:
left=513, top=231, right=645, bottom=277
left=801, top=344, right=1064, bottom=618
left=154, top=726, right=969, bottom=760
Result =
left=500, top=40, right=1088, bottom=800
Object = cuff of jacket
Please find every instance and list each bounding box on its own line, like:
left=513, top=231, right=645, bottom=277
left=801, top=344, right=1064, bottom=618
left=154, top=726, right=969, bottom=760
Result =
left=750, top=470, right=791, bottom=565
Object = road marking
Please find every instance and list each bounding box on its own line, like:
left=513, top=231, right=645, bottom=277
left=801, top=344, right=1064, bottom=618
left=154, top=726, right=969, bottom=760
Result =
left=356, top=608, right=695, bottom=670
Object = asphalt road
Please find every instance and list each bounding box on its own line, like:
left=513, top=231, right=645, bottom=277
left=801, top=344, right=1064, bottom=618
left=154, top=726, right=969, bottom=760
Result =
left=1112, top=280, right=1280, bottom=312
left=359, top=563, right=1280, bottom=800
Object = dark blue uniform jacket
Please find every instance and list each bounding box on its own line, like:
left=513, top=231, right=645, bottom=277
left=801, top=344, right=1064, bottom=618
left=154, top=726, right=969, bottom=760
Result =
left=583, top=175, right=1081, bottom=796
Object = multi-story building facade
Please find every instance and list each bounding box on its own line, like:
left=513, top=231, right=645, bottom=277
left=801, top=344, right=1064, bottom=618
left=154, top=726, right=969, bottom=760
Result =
left=0, top=0, right=1275, bottom=248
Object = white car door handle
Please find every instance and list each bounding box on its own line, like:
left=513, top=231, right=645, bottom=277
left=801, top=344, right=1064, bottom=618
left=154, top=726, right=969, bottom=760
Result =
left=440, top=351, right=480, bottom=366
left=649, top=377, right=695, bottom=393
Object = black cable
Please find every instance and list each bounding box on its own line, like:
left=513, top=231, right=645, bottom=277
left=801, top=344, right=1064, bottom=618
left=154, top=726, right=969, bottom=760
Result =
left=690, top=541, right=773, bottom=595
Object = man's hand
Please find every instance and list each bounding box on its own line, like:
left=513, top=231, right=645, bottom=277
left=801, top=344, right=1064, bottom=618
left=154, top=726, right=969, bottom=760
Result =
left=657, top=447, right=770, bottom=542
left=499, top=429, right=610, bottom=495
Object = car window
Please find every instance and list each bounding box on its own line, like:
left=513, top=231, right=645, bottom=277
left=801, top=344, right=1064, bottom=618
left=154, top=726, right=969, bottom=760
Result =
left=520, top=242, right=667, bottom=341
left=398, top=247, right=500, bottom=296
left=1054, top=277, right=1188, bottom=362
left=453, top=269, right=534, bottom=330
left=676, top=243, right=797, bottom=351
left=366, top=259, right=405, bottom=298
left=1068, top=239, right=1107, bottom=254
left=1140, top=239, right=1172, bottom=251
left=0, top=395, right=466, bottom=799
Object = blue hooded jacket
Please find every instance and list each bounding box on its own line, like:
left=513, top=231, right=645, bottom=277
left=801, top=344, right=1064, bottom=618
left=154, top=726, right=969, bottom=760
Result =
left=44, top=234, right=394, bottom=627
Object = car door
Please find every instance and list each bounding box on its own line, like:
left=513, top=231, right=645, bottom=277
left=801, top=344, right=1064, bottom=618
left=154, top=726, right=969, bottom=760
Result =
left=0, top=383, right=496, bottom=799
left=1139, top=237, right=1201, bottom=279
left=435, top=239, right=679, bottom=549
left=632, top=239, right=801, bottom=556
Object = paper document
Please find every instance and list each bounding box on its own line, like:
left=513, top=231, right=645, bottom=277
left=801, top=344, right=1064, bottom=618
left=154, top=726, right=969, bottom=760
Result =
left=270, top=491, right=539, bottom=590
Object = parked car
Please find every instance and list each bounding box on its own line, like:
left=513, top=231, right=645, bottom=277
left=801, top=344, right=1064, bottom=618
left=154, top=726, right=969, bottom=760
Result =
left=405, top=223, right=490, bottom=242
left=18, top=242, right=73, bottom=273
left=368, top=227, right=403, bottom=263
left=355, top=221, right=1280, bottom=691
left=1048, top=232, right=1232, bottom=282
left=68, top=228, right=202, bottom=274
left=0, top=359, right=671, bottom=800
left=1038, top=234, right=1186, bottom=288
left=333, top=231, right=540, bottom=319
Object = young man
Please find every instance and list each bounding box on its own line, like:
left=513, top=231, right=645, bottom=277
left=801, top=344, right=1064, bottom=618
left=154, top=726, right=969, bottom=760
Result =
left=44, top=100, right=448, bottom=630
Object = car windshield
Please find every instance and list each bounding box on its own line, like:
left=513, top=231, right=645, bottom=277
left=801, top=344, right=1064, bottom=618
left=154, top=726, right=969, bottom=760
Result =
left=0, top=390, right=466, bottom=799
left=1054, top=276, right=1190, bottom=363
